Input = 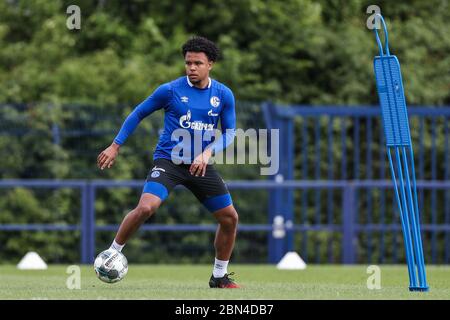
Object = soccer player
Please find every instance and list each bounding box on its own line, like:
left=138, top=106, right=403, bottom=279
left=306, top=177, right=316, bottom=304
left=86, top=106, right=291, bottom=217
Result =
left=96, top=36, right=239, bottom=288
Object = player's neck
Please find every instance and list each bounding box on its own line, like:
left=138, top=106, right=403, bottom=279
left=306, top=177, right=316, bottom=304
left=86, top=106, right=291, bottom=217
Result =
left=193, top=77, right=210, bottom=89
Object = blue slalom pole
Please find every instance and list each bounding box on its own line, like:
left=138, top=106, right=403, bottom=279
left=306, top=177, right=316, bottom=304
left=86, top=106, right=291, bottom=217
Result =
left=372, top=14, right=429, bottom=292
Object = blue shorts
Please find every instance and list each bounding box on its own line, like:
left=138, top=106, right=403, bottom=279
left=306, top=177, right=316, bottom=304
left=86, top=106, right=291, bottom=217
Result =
left=142, top=158, right=233, bottom=213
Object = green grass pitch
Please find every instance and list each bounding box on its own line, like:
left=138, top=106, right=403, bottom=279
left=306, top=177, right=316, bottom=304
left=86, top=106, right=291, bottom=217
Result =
left=0, top=264, right=449, bottom=300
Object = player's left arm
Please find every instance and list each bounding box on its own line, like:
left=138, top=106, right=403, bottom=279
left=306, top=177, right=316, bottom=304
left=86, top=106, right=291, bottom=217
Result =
left=190, top=89, right=236, bottom=177
left=211, top=89, right=236, bottom=155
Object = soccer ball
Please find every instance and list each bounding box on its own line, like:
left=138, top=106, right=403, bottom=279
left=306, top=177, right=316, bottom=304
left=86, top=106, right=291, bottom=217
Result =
left=94, top=249, right=128, bottom=283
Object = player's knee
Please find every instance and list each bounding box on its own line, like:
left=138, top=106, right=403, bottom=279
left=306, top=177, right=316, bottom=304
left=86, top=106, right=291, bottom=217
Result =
left=230, top=210, right=239, bottom=226
left=135, top=204, right=156, bottom=219
left=219, top=209, right=238, bottom=229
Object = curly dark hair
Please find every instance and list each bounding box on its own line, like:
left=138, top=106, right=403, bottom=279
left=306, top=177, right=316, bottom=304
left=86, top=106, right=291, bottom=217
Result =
left=182, top=36, right=220, bottom=62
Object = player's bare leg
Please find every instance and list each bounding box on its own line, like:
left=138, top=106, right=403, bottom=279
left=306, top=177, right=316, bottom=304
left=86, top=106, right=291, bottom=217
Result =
left=209, top=205, right=240, bottom=288
left=213, top=205, right=238, bottom=260
left=111, top=193, right=162, bottom=250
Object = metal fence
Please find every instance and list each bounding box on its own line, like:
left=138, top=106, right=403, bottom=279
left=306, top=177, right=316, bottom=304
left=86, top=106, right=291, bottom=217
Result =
left=1, top=179, right=449, bottom=264
left=263, top=104, right=450, bottom=264
left=1, top=104, right=449, bottom=264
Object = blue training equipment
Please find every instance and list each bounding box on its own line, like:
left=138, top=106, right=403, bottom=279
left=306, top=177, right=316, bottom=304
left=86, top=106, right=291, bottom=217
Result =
left=372, top=14, right=429, bottom=292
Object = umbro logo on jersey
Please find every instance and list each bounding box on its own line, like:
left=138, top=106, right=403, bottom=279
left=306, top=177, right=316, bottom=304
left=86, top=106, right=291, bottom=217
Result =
left=181, top=96, right=189, bottom=103
left=208, top=109, right=219, bottom=117
left=152, top=166, right=166, bottom=172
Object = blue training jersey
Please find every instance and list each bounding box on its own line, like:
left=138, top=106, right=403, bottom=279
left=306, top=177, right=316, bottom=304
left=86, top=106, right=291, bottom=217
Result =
left=113, top=76, right=236, bottom=163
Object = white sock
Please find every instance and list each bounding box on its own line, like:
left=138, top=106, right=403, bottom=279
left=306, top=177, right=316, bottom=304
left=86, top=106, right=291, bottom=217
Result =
left=212, top=258, right=229, bottom=278
left=110, top=239, right=125, bottom=252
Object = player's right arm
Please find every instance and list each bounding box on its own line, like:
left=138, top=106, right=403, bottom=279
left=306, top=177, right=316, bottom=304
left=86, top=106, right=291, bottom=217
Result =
left=97, top=84, right=171, bottom=170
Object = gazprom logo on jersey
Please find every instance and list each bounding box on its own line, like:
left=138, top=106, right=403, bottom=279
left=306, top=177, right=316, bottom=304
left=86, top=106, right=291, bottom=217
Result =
left=179, top=110, right=214, bottom=131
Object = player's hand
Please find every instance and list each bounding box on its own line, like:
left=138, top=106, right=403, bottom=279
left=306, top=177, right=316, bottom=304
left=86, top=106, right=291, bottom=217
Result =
left=97, top=142, right=120, bottom=170
left=189, top=149, right=212, bottom=177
